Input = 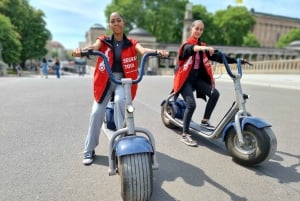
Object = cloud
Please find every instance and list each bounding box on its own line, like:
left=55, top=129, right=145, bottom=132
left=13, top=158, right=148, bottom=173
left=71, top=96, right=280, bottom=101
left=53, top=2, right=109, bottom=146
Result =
left=37, top=0, right=106, bottom=22
left=30, top=0, right=110, bottom=48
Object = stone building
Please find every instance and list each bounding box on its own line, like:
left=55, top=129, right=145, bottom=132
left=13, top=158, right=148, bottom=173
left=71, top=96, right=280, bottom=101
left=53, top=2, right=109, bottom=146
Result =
left=251, top=9, right=300, bottom=47
left=79, top=23, right=106, bottom=48
left=45, top=41, right=66, bottom=61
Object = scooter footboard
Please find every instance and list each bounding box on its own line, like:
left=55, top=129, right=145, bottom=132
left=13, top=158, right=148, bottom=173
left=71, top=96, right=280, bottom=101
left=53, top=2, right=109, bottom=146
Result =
left=222, top=116, right=271, bottom=141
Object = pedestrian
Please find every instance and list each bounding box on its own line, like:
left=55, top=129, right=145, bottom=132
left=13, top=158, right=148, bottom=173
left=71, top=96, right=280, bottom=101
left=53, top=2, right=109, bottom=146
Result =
left=173, top=20, right=247, bottom=147
left=54, top=57, right=60, bottom=78
left=16, top=64, right=22, bottom=77
left=41, top=58, right=48, bottom=79
left=72, top=11, right=169, bottom=165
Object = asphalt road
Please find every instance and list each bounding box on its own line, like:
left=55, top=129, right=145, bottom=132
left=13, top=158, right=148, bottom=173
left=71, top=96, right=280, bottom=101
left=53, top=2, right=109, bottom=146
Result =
left=0, top=74, right=299, bottom=201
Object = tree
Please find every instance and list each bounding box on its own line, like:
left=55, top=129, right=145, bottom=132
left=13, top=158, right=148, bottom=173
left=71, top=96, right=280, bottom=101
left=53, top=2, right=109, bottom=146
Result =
left=0, top=0, right=51, bottom=67
left=276, top=28, right=300, bottom=48
left=213, top=6, right=255, bottom=46
left=105, top=0, right=143, bottom=33
left=20, top=7, right=51, bottom=64
left=51, top=50, right=58, bottom=58
left=105, top=0, right=188, bottom=43
left=0, top=14, right=22, bottom=64
left=242, top=32, right=260, bottom=47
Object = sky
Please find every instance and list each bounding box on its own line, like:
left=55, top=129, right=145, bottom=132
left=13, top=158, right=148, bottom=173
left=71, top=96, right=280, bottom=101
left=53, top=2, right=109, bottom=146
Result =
left=29, top=0, right=300, bottom=50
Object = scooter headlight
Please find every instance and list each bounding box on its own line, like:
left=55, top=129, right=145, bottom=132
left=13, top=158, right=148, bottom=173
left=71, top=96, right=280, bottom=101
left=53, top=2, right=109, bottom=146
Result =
left=127, top=105, right=135, bottom=113
left=243, top=93, right=250, bottom=100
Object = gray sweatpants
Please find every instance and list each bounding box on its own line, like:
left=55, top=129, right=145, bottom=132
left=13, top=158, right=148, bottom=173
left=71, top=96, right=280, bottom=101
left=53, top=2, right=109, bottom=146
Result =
left=83, top=73, right=125, bottom=156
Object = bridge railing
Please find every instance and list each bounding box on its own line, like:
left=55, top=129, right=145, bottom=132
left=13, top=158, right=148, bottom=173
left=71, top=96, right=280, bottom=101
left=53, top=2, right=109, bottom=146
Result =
left=157, top=59, right=300, bottom=75
left=214, top=59, right=300, bottom=74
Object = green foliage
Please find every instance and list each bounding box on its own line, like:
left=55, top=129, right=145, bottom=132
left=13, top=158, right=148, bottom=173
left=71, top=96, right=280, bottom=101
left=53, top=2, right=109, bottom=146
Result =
left=0, top=14, right=22, bottom=64
left=276, top=28, right=300, bottom=48
left=105, top=0, right=188, bottom=43
left=20, top=8, right=51, bottom=62
left=52, top=50, right=59, bottom=58
left=104, top=2, right=256, bottom=46
left=0, top=0, right=51, bottom=66
left=213, top=6, right=255, bottom=46
left=242, top=32, right=260, bottom=47
left=105, top=0, right=144, bottom=33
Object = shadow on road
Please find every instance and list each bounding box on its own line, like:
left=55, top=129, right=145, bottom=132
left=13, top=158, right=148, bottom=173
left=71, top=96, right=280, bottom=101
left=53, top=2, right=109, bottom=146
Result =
left=93, top=155, right=109, bottom=166
left=252, top=150, right=300, bottom=185
left=91, top=151, right=247, bottom=201
left=150, top=152, right=247, bottom=201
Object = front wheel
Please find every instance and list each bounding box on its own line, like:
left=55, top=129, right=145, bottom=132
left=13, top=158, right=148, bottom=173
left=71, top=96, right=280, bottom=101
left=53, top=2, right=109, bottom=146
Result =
left=225, top=125, right=277, bottom=166
left=118, top=153, right=153, bottom=201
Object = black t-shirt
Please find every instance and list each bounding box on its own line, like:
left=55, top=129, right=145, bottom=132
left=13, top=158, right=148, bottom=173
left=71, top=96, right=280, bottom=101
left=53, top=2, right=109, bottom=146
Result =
left=112, top=40, right=124, bottom=73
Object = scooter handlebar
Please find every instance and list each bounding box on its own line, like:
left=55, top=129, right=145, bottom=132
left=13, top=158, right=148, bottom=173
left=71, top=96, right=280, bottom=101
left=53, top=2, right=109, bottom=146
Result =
left=218, top=50, right=240, bottom=79
left=80, top=49, right=160, bottom=84
left=217, top=50, right=252, bottom=79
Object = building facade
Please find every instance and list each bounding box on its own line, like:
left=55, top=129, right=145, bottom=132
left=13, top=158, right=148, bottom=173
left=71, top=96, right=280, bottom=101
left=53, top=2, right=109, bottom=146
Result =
left=251, top=9, right=300, bottom=47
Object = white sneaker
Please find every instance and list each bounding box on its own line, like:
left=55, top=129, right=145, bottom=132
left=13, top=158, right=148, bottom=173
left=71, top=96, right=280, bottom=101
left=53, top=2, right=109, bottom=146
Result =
left=82, top=151, right=95, bottom=165
left=180, top=134, right=197, bottom=147
left=83, top=157, right=93, bottom=165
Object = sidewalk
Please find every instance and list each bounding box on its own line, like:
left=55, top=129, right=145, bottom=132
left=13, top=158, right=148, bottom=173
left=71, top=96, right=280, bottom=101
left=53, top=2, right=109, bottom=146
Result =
left=216, top=73, right=300, bottom=90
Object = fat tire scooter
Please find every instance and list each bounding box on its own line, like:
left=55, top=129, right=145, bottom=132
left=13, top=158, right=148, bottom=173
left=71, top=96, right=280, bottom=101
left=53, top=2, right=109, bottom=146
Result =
left=161, top=51, right=277, bottom=166
left=81, top=50, right=159, bottom=201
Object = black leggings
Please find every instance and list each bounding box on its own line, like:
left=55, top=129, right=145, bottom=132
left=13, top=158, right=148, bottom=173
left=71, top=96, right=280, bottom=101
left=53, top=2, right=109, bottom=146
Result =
left=180, top=79, right=219, bottom=134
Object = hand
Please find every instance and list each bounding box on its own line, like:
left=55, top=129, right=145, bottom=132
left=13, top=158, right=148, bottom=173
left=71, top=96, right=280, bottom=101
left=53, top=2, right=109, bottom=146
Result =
left=72, top=48, right=82, bottom=57
left=156, top=49, right=169, bottom=58
left=205, top=46, right=214, bottom=56
left=241, top=59, right=252, bottom=65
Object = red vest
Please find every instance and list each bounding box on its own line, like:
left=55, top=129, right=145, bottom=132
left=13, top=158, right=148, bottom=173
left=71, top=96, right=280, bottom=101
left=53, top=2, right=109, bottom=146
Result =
left=93, top=36, right=139, bottom=102
left=173, top=37, right=215, bottom=95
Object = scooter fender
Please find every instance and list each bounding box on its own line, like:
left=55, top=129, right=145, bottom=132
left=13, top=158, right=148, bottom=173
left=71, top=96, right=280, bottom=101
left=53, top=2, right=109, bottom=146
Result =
left=222, top=116, right=271, bottom=141
left=115, top=136, right=154, bottom=157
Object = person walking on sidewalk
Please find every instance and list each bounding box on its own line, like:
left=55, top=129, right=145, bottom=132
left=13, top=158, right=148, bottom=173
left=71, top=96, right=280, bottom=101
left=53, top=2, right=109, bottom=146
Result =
left=41, top=58, right=48, bottom=79
left=54, top=57, right=61, bottom=78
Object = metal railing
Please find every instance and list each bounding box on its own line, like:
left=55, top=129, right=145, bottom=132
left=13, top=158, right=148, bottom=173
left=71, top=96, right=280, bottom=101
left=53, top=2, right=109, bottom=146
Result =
left=157, top=59, right=300, bottom=75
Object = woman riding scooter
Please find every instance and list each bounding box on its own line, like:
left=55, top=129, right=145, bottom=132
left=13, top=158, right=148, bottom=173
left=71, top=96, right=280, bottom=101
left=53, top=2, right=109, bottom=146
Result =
left=72, top=12, right=169, bottom=165
left=174, top=20, right=247, bottom=147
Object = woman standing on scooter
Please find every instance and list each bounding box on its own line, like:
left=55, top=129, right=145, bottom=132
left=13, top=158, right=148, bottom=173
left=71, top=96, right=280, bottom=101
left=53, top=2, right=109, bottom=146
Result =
left=174, top=20, right=242, bottom=147
left=72, top=12, right=169, bottom=165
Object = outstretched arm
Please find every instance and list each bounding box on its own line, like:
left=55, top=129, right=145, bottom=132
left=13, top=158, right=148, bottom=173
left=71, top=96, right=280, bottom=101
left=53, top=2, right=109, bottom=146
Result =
left=135, top=43, right=169, bottom=57
left=209, top=50, right=251, bottom=65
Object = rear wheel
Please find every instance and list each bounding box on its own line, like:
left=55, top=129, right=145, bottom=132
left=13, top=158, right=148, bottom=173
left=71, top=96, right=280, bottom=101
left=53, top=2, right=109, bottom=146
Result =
left=225, top=125, right=276, bottom=166
left=119, top=153, right=153, bottom=201
left=161, top=102, right=178, bottom=129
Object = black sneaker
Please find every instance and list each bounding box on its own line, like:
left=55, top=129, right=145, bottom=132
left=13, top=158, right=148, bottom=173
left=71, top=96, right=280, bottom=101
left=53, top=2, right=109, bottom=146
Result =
left=201, top=121, right=215, bottom=130
left=83, top=150, right=95, bottom=166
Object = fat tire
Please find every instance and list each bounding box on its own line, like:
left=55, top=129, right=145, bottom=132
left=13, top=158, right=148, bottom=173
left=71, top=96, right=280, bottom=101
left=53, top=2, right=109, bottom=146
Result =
left=225, top=125, right=275, bottom=166
left=119, top=153, right=153, bottom=201
left=161, top=102, right=177, bottom=129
